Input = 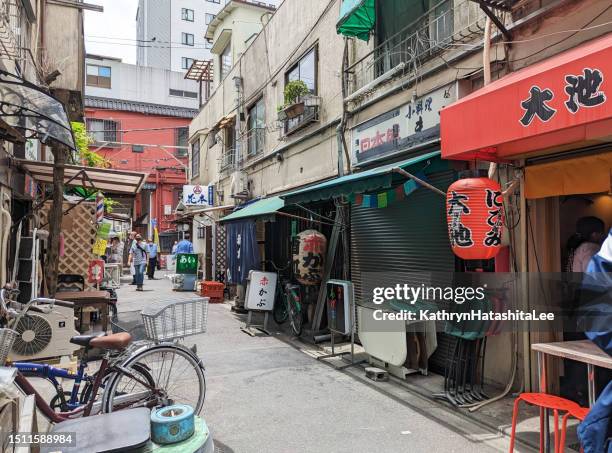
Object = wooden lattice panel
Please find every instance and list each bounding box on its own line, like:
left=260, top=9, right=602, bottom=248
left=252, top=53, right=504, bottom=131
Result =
left=215, top=223, right=227, bottom=280
left=41, top=201, right=98, bottom=291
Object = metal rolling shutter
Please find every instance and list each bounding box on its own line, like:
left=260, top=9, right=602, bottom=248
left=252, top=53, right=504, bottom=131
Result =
left=350, top=170, right=456, bottom=373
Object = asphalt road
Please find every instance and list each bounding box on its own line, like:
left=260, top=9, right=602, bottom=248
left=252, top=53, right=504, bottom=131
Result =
left=117, top=273, right=512, bottom=453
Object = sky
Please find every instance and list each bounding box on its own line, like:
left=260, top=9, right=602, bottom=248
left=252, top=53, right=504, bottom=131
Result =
left=84, top=0, right=139, bottom=64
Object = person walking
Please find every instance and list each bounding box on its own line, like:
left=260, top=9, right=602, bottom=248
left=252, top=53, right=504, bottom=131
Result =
left=128, top=234, right=148, bottom=291
left=175, top=233, right=194, bottom=254
left=146, top=237, right=159, bottom=280
left=128, top=231, right=138, bottom=285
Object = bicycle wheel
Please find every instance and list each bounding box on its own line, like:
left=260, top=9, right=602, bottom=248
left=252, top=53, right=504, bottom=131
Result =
left=81, top=363, right=154, bottom=407
left=288, top=298, right=303, bottom=336
left=272, top=291, right=289, bottom=324
left=102, top=344, right=205, bottom=414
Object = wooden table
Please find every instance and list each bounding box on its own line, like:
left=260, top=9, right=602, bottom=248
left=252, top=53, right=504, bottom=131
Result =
left=55, top=290, right=111, bottom=333
left=531, top=340, right=612, bottom=452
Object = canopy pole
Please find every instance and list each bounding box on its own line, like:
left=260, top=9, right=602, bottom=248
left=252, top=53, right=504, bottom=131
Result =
left=392, top=167, right=446, bottom=197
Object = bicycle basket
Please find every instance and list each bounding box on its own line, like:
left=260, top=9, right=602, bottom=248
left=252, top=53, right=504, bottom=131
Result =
left=0, top=328, right=18, bottom=365
left=141, top=297, right=209, bottom=342
left=110, top=310, right=148, bottom=341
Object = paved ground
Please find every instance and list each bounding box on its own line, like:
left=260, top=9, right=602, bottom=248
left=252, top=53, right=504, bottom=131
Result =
left=115, top=272, right=517, bottom=453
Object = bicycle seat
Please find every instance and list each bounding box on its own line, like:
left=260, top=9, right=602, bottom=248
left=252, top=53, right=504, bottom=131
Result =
left=90, top=332, right=133, bottom=350
left=70, top=332, right=105, bottom=348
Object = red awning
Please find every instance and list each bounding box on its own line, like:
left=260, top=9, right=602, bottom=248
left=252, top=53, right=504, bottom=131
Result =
left=441, top=34, right=612, bottom=161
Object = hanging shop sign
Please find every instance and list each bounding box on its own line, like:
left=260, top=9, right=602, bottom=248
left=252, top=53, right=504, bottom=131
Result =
left=352, top=84, right=456, bottom=166
left=87, top=259, right=105, bottom=284
left=245, top=271, right=277, bottom=311
left=446, top=177, right=504, bottom=260
left=183, top=185, right=214, bottom=206
left=293, top=230, right=327, bottom=285
left=441, top=34, right=612, bottom=161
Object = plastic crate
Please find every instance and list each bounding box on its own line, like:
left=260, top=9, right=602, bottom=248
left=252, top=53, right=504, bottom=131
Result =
left=200, top=281, right=224, bottom=299
left=142, top=298, right=209, bottom=342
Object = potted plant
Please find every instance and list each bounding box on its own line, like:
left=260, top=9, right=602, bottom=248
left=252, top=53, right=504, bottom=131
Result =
left=279, top=80, right=310, bottom=120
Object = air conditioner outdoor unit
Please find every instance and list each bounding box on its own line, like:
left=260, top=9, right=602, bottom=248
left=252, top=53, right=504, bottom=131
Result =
left=230, top=171, right=249, bottom=198
left=9, top=305, right=80, bottom=362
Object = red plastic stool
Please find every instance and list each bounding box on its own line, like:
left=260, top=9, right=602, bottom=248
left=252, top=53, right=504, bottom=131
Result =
left=559, top=406, right=589, bottom=453
left=509, top=393, right=581, bottom=453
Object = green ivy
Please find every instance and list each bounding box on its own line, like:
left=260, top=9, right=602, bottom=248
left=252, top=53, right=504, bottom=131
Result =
left=71, top=121, right=110, bottom=168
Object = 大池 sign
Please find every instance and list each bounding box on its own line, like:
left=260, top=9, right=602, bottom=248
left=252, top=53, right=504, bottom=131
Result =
left=352, top=84, right=456, bottom=166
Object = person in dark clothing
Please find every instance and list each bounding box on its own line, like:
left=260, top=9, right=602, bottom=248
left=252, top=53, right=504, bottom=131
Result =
left=146, top=238, right=158, bottom=280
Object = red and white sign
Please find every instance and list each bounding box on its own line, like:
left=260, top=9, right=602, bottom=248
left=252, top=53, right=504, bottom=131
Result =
left=87, top=259, right=105, bottom=284
left=441, top=34, right=612, bottom=161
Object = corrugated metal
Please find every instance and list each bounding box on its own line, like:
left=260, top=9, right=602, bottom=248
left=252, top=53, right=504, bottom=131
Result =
left=350, top=170, right=456, bottom=373
left=84, top=96, right=198, bottom=118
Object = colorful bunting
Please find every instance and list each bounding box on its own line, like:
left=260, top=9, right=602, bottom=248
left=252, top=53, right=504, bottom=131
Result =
left=349, top=172, right=429, bottom=209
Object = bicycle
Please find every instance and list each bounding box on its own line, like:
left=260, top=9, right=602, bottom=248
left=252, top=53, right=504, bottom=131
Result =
left=267, top=260, right=305, bottom=336
left=0, top=288, right=207, bottom=421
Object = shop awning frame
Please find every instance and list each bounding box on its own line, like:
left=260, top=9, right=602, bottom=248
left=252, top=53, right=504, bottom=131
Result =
left=281, top=151, right=443, bottom=205
left=0, top=70, right=76, bottom=150
left=220, top=196, right=284, bottom=223
left=16, top=159, right=148, bottom=195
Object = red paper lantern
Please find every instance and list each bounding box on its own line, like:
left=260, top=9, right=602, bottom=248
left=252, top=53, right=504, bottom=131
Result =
left=446, top=177, right=504, bottom=260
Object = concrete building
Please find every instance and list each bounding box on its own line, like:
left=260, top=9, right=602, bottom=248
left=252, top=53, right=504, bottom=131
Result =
left=84, top=55, right=199, bottom=243
left=187, top=0, right=612, bottom=429
left=136, top=0, right=281, bottom=73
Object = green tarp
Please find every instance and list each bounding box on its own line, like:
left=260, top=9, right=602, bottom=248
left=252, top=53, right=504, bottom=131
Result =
left=280, top=151, right=443, bottom=205
left=336, top=0, right=376, bottom=41
left=220, top=196, right=285, bottom=223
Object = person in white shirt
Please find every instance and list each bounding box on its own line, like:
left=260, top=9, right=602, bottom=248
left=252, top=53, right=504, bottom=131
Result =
left=565, top=216, right=606, bottom=273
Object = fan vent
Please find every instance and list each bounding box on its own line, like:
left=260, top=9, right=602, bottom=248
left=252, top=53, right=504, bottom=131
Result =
left=13, top=314, right=52, bottom=355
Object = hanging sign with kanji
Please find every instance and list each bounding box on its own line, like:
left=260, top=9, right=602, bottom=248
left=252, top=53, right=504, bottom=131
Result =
left=245, top=271, right=277, bottom=312
left=87, top=259, right=105, bottom=284
left=92, top=238, right=108, bottom=256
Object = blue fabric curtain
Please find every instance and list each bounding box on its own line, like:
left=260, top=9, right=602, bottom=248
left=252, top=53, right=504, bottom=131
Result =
left=226, top=220, right=261, bottom=285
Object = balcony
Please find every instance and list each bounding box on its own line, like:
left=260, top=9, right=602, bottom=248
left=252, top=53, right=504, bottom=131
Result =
left=278, top=95, right=321, bottom=136
left=345, top=0, right=491, bottom=98
left=218, top=148, right=236, bottom=173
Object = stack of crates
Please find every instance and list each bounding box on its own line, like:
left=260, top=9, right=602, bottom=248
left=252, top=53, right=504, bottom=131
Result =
left=200, top=281, right=225, bottom=304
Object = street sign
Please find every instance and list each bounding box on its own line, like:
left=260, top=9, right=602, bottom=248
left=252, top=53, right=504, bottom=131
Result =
left=245, top=271, right=277, bottom=311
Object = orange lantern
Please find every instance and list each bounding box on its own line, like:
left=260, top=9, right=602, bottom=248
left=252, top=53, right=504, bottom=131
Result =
left=446, top=177, right=503, bottom=260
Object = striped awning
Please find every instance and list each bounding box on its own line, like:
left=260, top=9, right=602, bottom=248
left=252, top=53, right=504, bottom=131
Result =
left=16, top=159, right=148, bottom=195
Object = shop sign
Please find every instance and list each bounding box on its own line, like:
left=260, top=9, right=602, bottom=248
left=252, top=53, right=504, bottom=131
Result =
left=245, top=271, right=277, bottom=311
left=87, top=259, right=105, bottom=284
left=352, top=84, right=456, bottom=166
left=143, top=183, right=157, bottom=190
left=183, top=185, right=214, bottom=206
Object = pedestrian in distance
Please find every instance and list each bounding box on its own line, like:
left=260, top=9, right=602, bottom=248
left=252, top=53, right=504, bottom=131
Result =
left=146, top=237, right=159, bottom=280
left=128, top=234, right=148, bottom=291
left=175, top=233, right=194, bottom=254
left=128, top=231, right=138, bottom=285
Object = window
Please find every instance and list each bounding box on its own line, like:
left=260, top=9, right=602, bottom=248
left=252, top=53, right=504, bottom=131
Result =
left=181, top=8, right=194, bottom=21
left=86, top=118, right=120, bottom=143
left=285, top=46, right=317, bottom=93
left=182, top=57, right=195, bottom=69
left=181, top=32, right=194, bottom=46
left=206, top=0, right=220, bottom=3
left=197, top=226, right=205, bottom=239
left=175, top=127, right=189, bottom=157
left=205, top=13, right=215, bottom=25
left=205, top=40, right=212, bottom=50
left=191, top=140, right=200, bottom=178
left=132, top=145, right=144, bottom=153
left=220, top=43, right=232, bottom=80
left=86, top=64, right=111, bottom=88
left=247, top=98, right=265, bottom=157
left=169, top=88, right=198, bottom=98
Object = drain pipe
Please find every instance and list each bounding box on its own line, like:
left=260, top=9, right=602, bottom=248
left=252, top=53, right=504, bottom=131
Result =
left=337, top=37, right=351, bottom=177
left=0, top=189, right=12, bottom=287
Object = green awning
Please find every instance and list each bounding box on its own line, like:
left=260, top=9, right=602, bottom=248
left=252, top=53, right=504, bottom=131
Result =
left=281, top=151, right=443, bottom=205
left=337, top=0, right=376, bottom=41
left=220, top=196, right=284, bottom=223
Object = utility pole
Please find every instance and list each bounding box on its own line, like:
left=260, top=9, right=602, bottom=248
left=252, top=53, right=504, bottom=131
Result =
left=45, top=145, right=67, bottom=296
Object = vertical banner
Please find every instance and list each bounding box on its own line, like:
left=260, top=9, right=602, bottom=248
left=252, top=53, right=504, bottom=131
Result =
left=96, top=192, right=104, bottom=223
